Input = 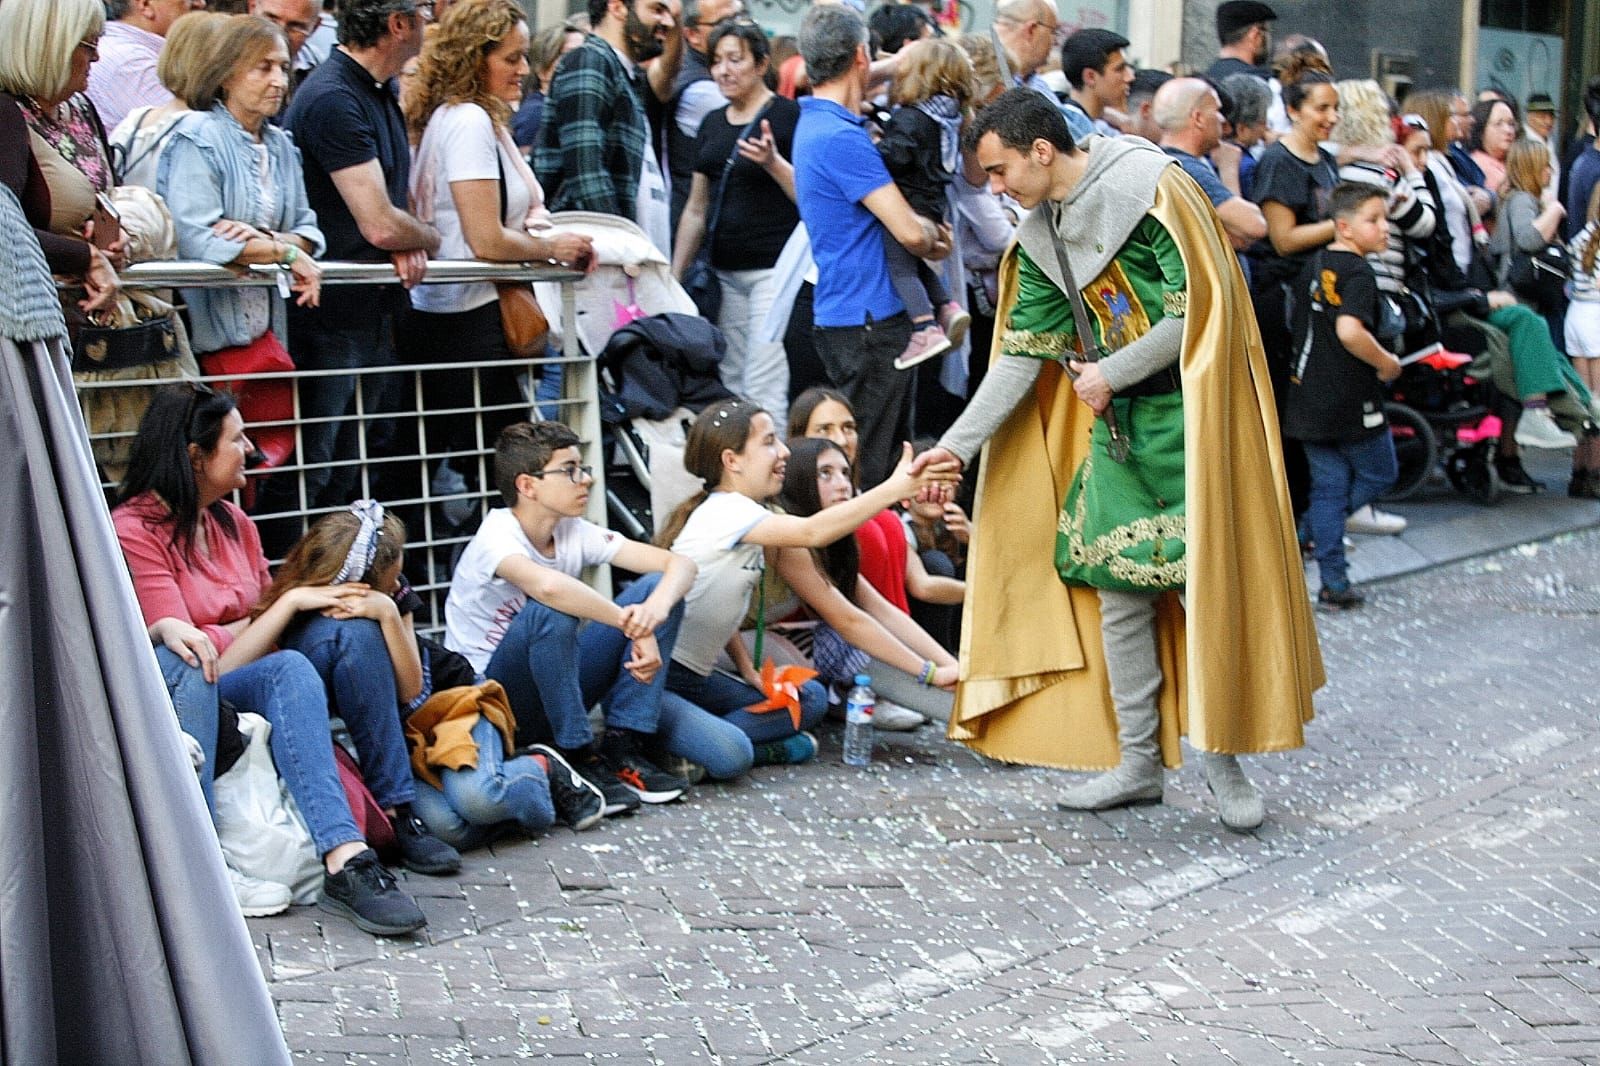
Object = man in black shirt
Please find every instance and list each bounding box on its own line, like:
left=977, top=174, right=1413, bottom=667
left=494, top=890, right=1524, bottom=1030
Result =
left=274, top=0, right=441, bottom=527
left=666, top=0, right=741, bottom=237
left=1204, top=1, right=1275, bottom=82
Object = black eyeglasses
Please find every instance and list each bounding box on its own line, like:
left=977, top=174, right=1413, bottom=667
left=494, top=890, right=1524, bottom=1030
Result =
left=527, top=463, right=593, bottom=484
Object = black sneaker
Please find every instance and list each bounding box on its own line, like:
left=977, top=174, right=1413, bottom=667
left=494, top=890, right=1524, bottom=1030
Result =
left=1318, top=583, right=1366, bottom=610
left=318, top=849, right=427, bottom=936
left=602, top=730, right=688, bottom=804
left=569, top=746, right=642, bottom=817
left=527, top=744, right=605, bottom=831
left=391, top=804, right=461, bottom=875
left=1569, top=470, right=1600, bottom=500
left=1495, top=458, right=1544, bottom=495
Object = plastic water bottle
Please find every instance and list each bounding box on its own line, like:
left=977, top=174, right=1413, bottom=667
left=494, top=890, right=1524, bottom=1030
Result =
left=842, top=674, right=875, bottom=767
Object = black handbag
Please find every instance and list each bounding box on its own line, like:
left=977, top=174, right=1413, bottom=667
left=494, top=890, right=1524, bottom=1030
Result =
left=69, top=299, right=180, bottom=372
left=1507, top=242, right=1570, bottom=312
left=684, top=105, right=770, bottom=322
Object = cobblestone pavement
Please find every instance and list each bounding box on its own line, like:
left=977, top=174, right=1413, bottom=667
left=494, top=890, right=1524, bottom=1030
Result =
left=263, top=529, right=1600, bottom=1065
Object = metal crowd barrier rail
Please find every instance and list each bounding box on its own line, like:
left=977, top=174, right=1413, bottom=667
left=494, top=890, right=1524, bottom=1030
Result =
left=75, top=258, right=601, bottom=630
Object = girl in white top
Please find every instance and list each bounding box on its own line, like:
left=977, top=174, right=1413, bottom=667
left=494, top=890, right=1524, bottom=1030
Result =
left=1566, top=194, right=1600, bottom=498
left=109, top=12, right=226, bottom=189
left=656, top=400, right=958, bottom=746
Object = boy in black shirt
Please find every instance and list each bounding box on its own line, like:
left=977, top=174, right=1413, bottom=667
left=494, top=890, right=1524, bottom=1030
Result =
left=1286, top=183, right=1403, bottom=609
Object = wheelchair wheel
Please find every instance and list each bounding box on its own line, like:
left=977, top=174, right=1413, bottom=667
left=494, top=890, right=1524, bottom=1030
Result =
left=1381, top=402, right=1436, bottom=500
left=1445, top=441, right=1502, bottom=505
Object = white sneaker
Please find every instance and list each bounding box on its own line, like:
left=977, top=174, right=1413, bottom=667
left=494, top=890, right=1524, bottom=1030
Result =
left=1515, top=407, right=1578, bottom=450
left=871, top=700, right=927, bottom=732
left=1345, top=504, right=1407, bottom=536
left=229, top=865, right=292, bottom=917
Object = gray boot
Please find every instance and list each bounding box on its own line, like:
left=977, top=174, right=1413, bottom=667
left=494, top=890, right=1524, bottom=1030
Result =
left=1202, top=752, right=1264, bottom=832
left=1057, top=590, right=1165, bottom=811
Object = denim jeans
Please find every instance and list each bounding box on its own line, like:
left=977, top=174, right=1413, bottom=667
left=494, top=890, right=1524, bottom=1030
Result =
left=409, top=717, right=554, bottom=850
left=487, top=573, right=683, bottom=751
left=158, top=646, right=221, bottom=815
left=157, top=648, right=363, bottom=856
left=664, top=661, right=827, bottom=745
left=716, top=267, right=789, bottom=425
left=1303, top=432, right=1399, bottom=589
left=278, top=614, right=415, bottom=809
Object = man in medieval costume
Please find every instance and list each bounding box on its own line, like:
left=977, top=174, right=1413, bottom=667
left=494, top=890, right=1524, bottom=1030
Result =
left=913, top=88, right=1323, bottom=831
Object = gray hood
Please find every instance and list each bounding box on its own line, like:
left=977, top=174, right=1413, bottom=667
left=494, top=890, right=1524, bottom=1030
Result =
left=1016, top=134, right=1174, bottom=295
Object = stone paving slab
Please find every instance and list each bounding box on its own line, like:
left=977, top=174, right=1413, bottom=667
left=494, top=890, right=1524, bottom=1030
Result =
left=270, top=528, right=1600, bottom=1064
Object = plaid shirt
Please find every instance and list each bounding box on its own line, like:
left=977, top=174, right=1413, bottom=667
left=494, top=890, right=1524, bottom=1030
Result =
left=534, top=34, right=647, bottom=216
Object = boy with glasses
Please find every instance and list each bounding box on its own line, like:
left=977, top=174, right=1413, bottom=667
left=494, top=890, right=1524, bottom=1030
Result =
left=445, top=422, right=701, bottom=812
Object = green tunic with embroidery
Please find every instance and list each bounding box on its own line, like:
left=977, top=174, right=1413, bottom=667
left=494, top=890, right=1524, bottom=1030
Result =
left=1001, top=215, right=1189, bottom=592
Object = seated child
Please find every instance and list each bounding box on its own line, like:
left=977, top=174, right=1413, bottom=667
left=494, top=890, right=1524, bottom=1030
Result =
left=655, top=399, right=959, bottom=754
left=445, top=421, right=713, bottom=810
left=263, top=503, right=608, bottom=848
left=1285, top=182, right=1402, bottom=609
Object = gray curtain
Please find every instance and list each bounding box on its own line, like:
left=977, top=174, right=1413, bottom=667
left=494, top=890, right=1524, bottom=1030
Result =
left=1, top=182, right=290, bottom=1063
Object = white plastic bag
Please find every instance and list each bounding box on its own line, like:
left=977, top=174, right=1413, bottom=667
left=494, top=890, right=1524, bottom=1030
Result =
left=213, top=712, right=323, bottom=905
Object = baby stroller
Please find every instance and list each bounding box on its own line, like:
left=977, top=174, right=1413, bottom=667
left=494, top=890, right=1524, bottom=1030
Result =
left=534, top=214, right=730, bottom=542
left=1376, top=283, right=1505, bottom=505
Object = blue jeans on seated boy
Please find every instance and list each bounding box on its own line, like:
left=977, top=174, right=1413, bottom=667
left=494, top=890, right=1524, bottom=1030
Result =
left=1302, top=432, right=1399, bottom=589
left=278, top=614, right=418, bottom=810
left=157, top=646, right=363, bottom=856
left=409, top=717, right=555, bottom=850
left=486, top=572, right=686, bottom=751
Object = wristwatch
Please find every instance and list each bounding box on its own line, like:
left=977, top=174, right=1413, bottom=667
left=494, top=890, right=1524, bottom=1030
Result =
left=278, top=241, right=299, bottom=266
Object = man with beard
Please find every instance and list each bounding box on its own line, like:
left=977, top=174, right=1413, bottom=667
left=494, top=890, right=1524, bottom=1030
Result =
left=1204, top=1, right=1274, bottom=82
left=912, top=89, right=1321, bottom=832
left=536, top=0, right=682, bottom=255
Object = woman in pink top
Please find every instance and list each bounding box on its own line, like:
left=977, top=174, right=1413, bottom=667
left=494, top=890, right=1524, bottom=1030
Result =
left=113, top=384, right=438, bottom=936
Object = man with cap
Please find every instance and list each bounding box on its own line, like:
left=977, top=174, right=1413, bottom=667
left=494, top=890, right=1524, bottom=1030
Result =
left=1526, top=93, right=1559, bottom=154
left=1205, top=1, right=1275, bottom=82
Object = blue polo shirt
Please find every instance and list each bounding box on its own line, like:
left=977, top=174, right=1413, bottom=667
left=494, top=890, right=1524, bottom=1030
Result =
left=1162, top=146, right=1232, bottom=208
left=794, top=97, right=903, bottom=327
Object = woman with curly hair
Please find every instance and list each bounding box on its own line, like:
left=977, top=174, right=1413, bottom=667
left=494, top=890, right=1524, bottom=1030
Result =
left=403, top=0, right=593, bottom=477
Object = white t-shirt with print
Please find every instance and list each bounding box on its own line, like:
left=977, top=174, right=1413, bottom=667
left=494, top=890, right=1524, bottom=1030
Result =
left=411, top=102, right=532, bottom=315
left=668, top=491, right=770, bottom=676
left=445, top=507, right=622, bottom=673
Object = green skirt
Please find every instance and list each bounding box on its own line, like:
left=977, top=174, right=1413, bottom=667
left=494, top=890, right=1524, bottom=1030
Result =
left=1055, top=392, right=1187, bottom=592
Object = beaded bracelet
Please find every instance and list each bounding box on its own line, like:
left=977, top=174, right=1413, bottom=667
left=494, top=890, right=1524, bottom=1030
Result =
left=918, top=659, right=937, bottom=686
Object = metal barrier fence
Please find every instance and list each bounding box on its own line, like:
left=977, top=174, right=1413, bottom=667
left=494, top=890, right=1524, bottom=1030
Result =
left=77, top=259, right=597, bottom=631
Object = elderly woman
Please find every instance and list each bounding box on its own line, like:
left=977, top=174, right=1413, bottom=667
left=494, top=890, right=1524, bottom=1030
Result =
left=157, top=15, right=325, bottom=471
left=671, top=19, right=801, bottom=424
left=0, top=0, right=120, bottom=313
left=110, top=11, right=228, bottom=191
left=113, top=384, right=458, bottom=933
left=404, top=0, right=593, bottom=486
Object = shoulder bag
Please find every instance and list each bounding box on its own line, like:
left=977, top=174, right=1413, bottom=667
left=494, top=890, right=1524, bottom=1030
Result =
left=1506, top=199, right=1570, bottom=313
left=683, top=103, right=771, bottom=322
left=495, top=152, right=550, bottom=357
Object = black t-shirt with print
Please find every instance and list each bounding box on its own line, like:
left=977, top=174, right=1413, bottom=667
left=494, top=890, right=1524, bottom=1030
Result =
left=1247, top=142, right=1339, bottom=288
left=1285, top=248, right=1389, bottom=443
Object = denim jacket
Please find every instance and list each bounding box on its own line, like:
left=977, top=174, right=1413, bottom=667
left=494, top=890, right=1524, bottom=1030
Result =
left=157, top=104, right=324, bottom=353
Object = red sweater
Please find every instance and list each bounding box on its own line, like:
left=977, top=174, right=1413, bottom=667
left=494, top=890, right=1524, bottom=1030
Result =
left=855, top=508, right=910, bottom=613
left=112, top=493, right=270, bottom=655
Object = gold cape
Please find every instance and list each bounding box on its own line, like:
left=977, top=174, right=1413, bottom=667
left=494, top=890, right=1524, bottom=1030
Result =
left=949, top=168, right=1324, bottom=769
